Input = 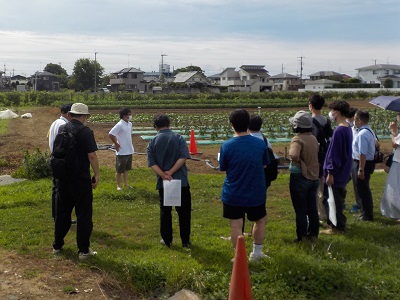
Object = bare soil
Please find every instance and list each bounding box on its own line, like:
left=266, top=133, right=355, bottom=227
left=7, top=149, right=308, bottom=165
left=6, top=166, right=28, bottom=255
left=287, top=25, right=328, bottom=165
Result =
left=0, top=101, right=390, bottom=299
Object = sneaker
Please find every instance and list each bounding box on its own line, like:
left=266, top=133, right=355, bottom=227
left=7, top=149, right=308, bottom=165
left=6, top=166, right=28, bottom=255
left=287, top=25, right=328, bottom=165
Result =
left=78, top=248, right=97, bottom=260
left=320, top=228, right=344, bottom=235
left=249, top=252, right=270, bottom=262
left=117, top=187, right=123, bottom=191
left=53, top=247, right=62, bottom=255
left=350, top=205, right=360, bottom=213
left=182, top=242, right=191, bottom=248
left=160, top=239, right=171, bottom=248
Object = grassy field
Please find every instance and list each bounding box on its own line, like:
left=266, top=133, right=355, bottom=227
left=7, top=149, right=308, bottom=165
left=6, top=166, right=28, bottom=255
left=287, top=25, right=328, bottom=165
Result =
left=0, top=166, right=399, bottom=299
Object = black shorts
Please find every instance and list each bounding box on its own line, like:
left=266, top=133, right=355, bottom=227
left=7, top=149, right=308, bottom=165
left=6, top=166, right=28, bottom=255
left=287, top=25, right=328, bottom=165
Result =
left=223, top=203, right=266, bottom=222
left=115, top=155, right=132, bottom=173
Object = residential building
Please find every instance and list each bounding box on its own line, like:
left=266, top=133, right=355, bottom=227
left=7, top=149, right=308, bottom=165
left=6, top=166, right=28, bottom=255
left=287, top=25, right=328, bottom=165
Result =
left=356, top=64, right=400, bottom=87
left=309, top=71, right=344, bottom=81
left=30, top=71, right=59, bottom=91
left=268, top=73, right=300, bottom=91
left=218, top=65, right=272, bottom=92
left=11, top=75, right=28, bottom=85
left=110, top=67, right=149, bottom=92
left=303, top=79, right=340, bottom=90
left=0, top=71, right=3, bottom=88
left=173, top=71, right=210, bottom=86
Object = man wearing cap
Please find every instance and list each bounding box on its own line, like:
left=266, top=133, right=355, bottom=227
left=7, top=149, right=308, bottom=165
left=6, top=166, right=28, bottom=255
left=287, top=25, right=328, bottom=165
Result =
left=48, top=104, right=72, bottom=222
left=52, top=103, right=100, bottom=260
left=321, top=101, right=353, bottom=234
left=288, top=111, right=320, bottom=242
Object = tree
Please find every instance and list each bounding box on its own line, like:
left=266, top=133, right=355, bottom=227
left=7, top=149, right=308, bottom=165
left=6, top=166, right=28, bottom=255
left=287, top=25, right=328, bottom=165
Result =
left=346, top=78, right=361, bottom=84
left=71, top=58, right=104, bottom=91
left=44, top=63, right=69, bottom=89
left=383, top=78, right=393, bottom=88
left=173, top=65, right=204, bottom=76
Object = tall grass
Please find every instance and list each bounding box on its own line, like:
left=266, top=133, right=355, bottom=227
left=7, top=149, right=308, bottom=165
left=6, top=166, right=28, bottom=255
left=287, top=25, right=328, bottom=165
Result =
left=0, top=167, right=399, bottom=299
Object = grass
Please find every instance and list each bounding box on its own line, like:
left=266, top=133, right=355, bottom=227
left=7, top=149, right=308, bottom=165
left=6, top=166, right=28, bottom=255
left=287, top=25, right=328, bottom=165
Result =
left=0, top=167, right=399, bottom=299
left=0, top=119, right=10, bottom=134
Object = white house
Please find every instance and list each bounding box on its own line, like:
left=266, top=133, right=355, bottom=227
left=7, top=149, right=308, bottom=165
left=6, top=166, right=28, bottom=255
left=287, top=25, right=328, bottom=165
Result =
left=173, top=71, right=210, bottom=86
left=268, top=73, right=300, bottom=91
left=218, top=65, right=272, bottom=92
left=110, top=67, right=148, bottom=92
left=356, top=64, right=400, bottom=87
left=303, top=79, right=340, bottom=90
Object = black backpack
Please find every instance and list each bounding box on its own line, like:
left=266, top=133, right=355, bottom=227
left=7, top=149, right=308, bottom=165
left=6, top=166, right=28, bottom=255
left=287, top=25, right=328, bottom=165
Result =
left=263, top=136, right=279, bottom=188
left=50, top=123, right=84, bottom=180
left=313, top=118, right=333, bottom=177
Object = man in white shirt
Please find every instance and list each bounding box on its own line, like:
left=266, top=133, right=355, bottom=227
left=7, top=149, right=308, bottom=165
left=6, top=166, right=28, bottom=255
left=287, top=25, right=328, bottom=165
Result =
left=48, top=104, right=72, bottom=221
left=109, top=108, right=135, bottom=190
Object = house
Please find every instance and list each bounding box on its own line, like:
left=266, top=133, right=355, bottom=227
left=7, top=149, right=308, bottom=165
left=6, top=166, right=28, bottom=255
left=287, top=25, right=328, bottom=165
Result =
left=30, top=71, right=59, bottom=91
left=173, top=71, right=210, bottom=86
left=110, top=67, right=149, bottom=92
left=303, top=79, right=340, bottom=90
left=309, top=71, right=344, bottom=81
left=356, top=64, right=400, bottom=87
left=0, top=71, right=3, bottom=88
left=11, top=75, right=28, bottom=85
left=207, top=73, right=221, bottom=85
left=268, top=73, right=300, bottom=91
left=218, top=65, right=272, bottom=92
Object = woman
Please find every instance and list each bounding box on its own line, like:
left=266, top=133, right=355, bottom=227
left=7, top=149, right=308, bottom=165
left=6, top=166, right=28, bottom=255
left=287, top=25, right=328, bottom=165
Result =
left=381, top=113, right=400, bottom=220
left=288, top=111, right=320, bottom=242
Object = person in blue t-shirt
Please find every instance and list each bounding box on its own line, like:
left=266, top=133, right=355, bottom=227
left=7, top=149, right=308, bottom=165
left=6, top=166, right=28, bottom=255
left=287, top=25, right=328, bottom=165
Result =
left=219, top=109, right=270, bottom=262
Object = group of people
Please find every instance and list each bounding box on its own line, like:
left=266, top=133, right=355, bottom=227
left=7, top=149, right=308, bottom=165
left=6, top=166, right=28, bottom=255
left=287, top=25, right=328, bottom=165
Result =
left=47, top=96, right=400, bottom=261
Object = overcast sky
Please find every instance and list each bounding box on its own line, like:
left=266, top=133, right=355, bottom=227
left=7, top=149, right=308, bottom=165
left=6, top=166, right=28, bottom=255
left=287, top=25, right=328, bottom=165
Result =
left=1, top=0, right=399, bottom=78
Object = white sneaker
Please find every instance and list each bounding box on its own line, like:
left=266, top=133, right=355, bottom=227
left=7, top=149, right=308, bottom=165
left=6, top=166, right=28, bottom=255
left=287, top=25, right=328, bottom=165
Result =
left=117, top=187, right=122, bottom=191
left=78, top=248, right=97, bottom=260
left=249, top=252, right=270, bottom=262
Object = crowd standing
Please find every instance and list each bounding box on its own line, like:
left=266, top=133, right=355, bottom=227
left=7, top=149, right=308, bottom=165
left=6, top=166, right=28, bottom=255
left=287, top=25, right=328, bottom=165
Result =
left=48, top=95, right=399, bottom=261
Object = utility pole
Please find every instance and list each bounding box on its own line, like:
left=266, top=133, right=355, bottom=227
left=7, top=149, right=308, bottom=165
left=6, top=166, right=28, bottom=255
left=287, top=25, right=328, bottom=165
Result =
left=160, top=53, right=167, bottom=80
left=298, top=56, right=305, bottom=87
left=94, top=52, right=98, bottom=92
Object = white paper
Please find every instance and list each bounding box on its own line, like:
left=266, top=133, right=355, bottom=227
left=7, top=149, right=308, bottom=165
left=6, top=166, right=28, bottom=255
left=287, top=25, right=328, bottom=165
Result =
left=327, top=186, right=337, bottom=226
left=163, top=179, right=182, bottom=206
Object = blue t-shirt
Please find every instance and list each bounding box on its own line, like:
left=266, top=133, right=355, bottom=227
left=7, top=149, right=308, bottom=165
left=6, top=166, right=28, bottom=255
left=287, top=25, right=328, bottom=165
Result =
left=219, top=135, right=269, bottom=206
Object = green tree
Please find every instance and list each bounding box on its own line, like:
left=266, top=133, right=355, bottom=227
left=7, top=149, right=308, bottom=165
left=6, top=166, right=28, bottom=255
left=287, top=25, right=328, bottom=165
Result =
left=383, top=78, right=394, bottom=88
left=346, top=78, right=361, bottom=84
left=71, top=58, right=104, bottom=91
left=173, top=65, right=204, bottom=76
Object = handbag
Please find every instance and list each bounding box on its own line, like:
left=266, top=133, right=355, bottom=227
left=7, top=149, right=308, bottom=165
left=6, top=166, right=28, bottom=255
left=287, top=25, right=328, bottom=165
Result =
left=361, top=128, right=384, bottom=163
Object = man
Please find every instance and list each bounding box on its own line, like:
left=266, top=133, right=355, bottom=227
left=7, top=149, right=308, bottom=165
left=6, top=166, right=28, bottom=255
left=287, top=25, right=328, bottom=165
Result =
left=147, top=114, right=192, bottom=248
left=48, top=104, right=73, bottom=222
left=352, top=110, right=377, bottom=221
left=109, top=108, right=134, bottom=190
left=52, top=103, right=100, bottom=260
left=320, top=101, right=353, bottom=235
left=309, top=94, right=333, bottom=222
left=219, top=109, right=270, bottom=262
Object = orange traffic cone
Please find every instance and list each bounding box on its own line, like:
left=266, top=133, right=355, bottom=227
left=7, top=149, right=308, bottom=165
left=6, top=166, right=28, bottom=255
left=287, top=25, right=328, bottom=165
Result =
left=229, top=236, right=252, bottom=300
left=189, top=129, right=198, bottom=155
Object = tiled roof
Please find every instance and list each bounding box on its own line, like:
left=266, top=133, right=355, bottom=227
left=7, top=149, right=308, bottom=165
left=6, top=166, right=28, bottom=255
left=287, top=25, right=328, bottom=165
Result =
left=356, top=64, right=400, bottom=71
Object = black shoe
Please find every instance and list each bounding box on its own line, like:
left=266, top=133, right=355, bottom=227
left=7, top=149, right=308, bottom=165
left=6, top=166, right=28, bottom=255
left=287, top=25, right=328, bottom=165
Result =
left=71, top=220, right=77, bottom=225
left=182, top=242, right=191, bottom=248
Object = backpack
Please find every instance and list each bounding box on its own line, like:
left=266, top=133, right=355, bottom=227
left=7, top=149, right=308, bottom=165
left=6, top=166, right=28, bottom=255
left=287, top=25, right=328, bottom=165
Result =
left=50, top=123, right=84, bottom=180
left=313, top=118, right=332, bottom=177
left=263, top=136, right=279, bottom=188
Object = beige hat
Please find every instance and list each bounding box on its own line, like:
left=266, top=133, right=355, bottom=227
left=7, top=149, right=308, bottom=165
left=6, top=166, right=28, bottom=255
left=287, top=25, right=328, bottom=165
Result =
left=69, top=103, right=90, bottom=115
left=289, top=111, right=312, bottom=129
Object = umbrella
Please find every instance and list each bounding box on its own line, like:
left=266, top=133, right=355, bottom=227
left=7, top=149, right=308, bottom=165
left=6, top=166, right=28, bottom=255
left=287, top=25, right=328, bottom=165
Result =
left=369, top=96, right=400, bottom=112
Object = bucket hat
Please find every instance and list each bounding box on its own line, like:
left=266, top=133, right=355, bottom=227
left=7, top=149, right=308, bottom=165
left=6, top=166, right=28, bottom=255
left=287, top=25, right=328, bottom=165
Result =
left=69, top=103, right=90, bottom=115
left=289, top=111, right=312, bottom=129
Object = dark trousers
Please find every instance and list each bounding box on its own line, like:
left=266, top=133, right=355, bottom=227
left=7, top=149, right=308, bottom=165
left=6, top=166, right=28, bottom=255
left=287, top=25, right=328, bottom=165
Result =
left=290, top=173, right=320, bottom=241
left=352, top=160, right=375, bottom=221
left=158, top=186, right=191, bottom=245
left=51, top=177, right=59, bottom=220
left=328, top=187, right=347, bottom=231
left=53, top=178, right=93, bottom=253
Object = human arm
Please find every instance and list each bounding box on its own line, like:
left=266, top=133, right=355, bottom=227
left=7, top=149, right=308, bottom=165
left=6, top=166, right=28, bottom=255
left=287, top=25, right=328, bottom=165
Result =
left=358, top=153, right=366, bottom=180
left=288, top=139, right=301, bottom=164
left=164, top=158, right=186, bottom=177
left=150, top=165, right=173, bottom=181
left=88, top=151, right=100, bottom=189
left=108, top=133, right=120, bottom=152
left=390, top=121, right=399, bottom=149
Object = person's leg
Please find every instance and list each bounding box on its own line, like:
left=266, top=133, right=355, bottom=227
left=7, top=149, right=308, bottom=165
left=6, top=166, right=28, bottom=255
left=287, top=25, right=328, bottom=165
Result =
left=176, top=187, right=191, bottom=245
left=316, top=177, right=327, bottom=220
left=358, top=162, right=374, bottom=220
left=351, top=162, right=362, bottom=211
left=53, top=181, right=74, bottom=250
left=122, top=171, right=129, bottom=187
left=75, top=179, right=93, bottom=253
left=158, top=189, right=173, bottom=246
left=252, top=215, right=267, bottom=245
left=332, top=187, right=347, bottom=231
left=116, top=172, right=122, bottom=189
left=307, top=179, right=320, bottom=238
left=289, top=173, right=308, bottom=241
left=51, top=177, right=59, bottom=221
left=230, top=218, right=244, bottom=249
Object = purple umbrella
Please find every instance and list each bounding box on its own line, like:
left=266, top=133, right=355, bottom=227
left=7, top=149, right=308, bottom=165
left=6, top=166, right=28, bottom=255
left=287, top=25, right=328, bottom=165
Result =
left=369, top=96, right=400, bottom=112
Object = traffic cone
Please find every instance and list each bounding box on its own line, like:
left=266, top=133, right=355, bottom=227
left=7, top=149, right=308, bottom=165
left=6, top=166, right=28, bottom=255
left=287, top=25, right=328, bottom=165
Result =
left=189, top=129, right=198, bottom=155
left=229, top=236, right=252, bottom=300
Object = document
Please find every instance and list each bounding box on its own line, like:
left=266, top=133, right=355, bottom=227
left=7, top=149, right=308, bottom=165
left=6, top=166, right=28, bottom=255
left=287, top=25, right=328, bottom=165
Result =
left=163, top=179, right=181, bottom=206
left=327, top=186, right=337, bottom=226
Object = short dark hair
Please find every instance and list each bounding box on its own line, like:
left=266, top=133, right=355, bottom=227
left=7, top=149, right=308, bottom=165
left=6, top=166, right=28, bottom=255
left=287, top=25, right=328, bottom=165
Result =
left=348, top=107, right=358, bottom=118
left=355, top=110, right=370, bottom=123
left=119, top=108, right=131, bottom=119
left=60, top=103, right=72, bottom=114
left=294, top=127, right=313, bottom=133
left=229, top=109, right=250, bottom=132
left=248, top=114, right=263, bottom=131
left=309, top=94, right=325, bottom=110
left=328, top=101, right=350, bottom=118
left=153, top=114, right=170, bottom=129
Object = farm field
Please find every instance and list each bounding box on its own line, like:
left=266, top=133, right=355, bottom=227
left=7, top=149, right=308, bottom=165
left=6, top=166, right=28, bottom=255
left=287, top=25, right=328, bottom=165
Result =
left=0, top=100, right=399, bottom=299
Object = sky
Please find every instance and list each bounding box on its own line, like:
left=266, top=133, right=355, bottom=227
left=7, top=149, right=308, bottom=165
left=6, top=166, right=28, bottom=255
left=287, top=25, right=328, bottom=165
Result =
left=1, top=0, right=400, bottom=78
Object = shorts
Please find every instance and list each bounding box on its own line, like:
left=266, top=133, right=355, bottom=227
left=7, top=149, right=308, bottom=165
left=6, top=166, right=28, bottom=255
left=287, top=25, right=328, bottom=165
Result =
left=223, top=203, right=266, bottom=222
left=115, top=155, right=132, bottom=173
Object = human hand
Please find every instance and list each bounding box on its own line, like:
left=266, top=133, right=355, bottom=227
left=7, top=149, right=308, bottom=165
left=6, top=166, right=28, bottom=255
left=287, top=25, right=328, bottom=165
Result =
left=326, top=173, right=334, bottom=186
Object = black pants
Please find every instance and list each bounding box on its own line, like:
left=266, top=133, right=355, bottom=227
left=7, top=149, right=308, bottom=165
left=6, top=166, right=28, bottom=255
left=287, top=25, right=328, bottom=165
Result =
left=53, top=178, right=93, bottom=253
left=158, top=186, right=191, bottom=245
left=51, top=177, right=59, bottom=220
left=352, top=160, right=375, bottom=221
left=329, top=187, right=347, bottom=231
